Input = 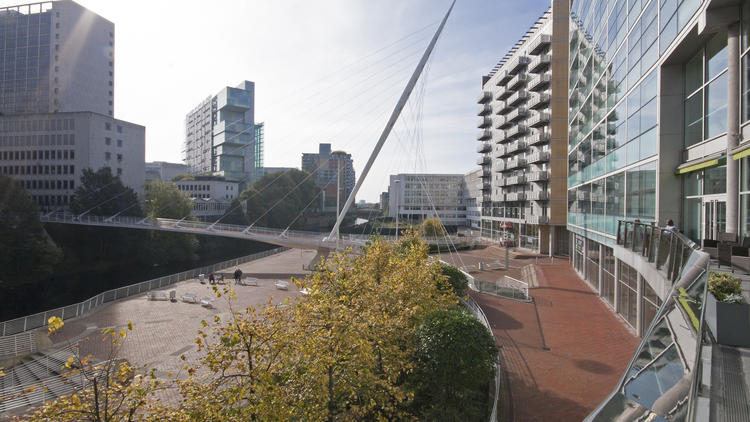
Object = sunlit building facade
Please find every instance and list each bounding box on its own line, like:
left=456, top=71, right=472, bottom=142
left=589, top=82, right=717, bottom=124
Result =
left=477, top=2, right=570, bottom=255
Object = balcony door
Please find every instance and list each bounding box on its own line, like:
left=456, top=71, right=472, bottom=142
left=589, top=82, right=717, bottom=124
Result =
left=702, top=197, right=726, bottom=241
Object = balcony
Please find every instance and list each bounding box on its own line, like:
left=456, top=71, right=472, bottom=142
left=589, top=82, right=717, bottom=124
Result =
left=506, top=157, right=527, bottom=169
left=494, top=130, right=507, bottom=143
left=508, top=55, right=530, bottom=74
left=505, top=192, right=526, bottom=201
left=507, top=89, right=528, bottom=106
left=496, top=100, right=513, bottom=115
left=527, top=215, right=549, bottom=224
left=481, top=168, right=491, bottom=179
left=494, top=161, right=506, bottom=172
left=527, top=150, right=550, bottom=163
left=496, top=70, right=512, bottom=86
left=496, top=178, right=506, bottom=187
left=477, top=116, right=493, bottom=128
left=495, top=144, right=506, bottom=158
left=528, top=54, right=551, bottom=73
left=477, top=142, right=491, bottom=153
left=505, top=174, right=526, bottom=185
left=526, top=191, right=548, bottom=201
left=496, top=88, right=512, bottom=101
left=506, top=140, right=527, bottom=155
left=505, top=124, right=528, bottom=140
left=477, top=91, right=492, bottom=103
left=494, top=115, right=507, bottom=129
left=527, top=130, right=550, bottom=146
left=477, top=155, right=491, bottom=166
left=477, top=104, right=492, bottom=116
left=526, top=170, right=549, bottom=182
left=480, top=182, right=491, bottom=191
left=527, top=73, right=551, bottom=91
left=506, top=106, right=529, bottom=123
left=528, top=91, right=550, bottom=110
left=528, top=111, right=550, bottom=128
left=477, top=129, right=492, bottom=141
left=507, top=72, right=528, bottom=90
left=528, top=33, right=551, bottom=55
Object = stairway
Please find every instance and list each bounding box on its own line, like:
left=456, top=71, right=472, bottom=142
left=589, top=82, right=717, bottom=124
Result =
left=0, top=348, right=88, bottom=414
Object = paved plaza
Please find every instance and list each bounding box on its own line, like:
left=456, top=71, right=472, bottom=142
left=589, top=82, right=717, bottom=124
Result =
left=442, top=246, right=640, bottom=422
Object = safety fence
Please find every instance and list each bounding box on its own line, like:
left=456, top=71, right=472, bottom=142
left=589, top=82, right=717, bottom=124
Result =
left=464, top=296, right=501, bottom=422
left=0, top=247, right=288, bottom=338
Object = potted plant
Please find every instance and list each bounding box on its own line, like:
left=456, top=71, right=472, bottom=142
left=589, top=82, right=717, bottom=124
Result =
left=704, top=272, right=750, bottom=347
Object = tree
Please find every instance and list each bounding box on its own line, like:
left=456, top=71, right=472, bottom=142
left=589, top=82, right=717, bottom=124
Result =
left=436, top=262, right=468, bottom=297
left=411, top=308, right=498, bottom=421
left=171, top=174, right=194, bottom=182
left=144, top=181, right=198, bottom=265
left=0, top=175, right=62, bottom=286
left=420, top=217, right=445, bottom=237
left=70, top=168, right=143, bottom=218
left=240, top=169, right=317, bottom=229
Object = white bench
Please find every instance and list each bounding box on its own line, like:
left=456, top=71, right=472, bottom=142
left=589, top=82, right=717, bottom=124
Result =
left=274, top=281, right=290, bottom=290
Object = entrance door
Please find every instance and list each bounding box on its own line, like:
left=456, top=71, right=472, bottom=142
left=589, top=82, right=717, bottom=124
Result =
left=703, top=199, right=726, bottom=241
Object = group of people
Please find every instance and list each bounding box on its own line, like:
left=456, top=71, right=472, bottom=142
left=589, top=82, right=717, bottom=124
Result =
left=207, top=268, right=244, bottom=285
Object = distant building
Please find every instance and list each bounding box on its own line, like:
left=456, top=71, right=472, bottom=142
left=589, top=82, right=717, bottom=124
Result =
left=301, top=143, right=355, bottom=213
left=0, top=112, right=145, bottom=210
left=253, top=122, right=264, bottom=180
left=463, top=169, right=482, bottom=229
left=0, top=1, right=145, bottom=211
left=379, top=191, right=389, bottom=215
left=184, top=81, right=255, bottom=187
left=0, top=1, right=115, bottom=116
left=388, top=174, right=467, bottom=226
left=145, top=161, right=189, bottom=181
left=174, top=176, right=238, bottom=201
left=255, top=167, right=297, bottom=179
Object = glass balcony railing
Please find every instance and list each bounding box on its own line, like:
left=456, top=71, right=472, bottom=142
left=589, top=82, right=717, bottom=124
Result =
left=585, top=220, right=712, bottom=422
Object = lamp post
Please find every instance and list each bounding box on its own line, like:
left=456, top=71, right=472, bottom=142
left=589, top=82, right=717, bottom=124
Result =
left=331, top=151, right=347, bottom=251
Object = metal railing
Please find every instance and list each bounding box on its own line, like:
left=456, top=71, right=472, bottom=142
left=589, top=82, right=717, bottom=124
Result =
left=0, top=247, right=289, bottom=338
left=585, top=220, right=711, bottom=421
left=472, top=275, right=530, bottom=302
left=0, top=332, right=36, bottom=359
left=616, top=220, right=697, bottom=283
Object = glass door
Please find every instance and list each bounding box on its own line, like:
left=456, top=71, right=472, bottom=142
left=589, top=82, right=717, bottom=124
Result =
left=702, top=198, right=727, bottom=241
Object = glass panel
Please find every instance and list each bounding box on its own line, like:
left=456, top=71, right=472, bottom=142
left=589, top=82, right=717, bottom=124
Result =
left=705, top=72, right=728, bottom=139
left=742, top=194, right=750, bottom=240
left=683, top=197, right=702, bottom=243
left=743, top=55, right=750, bottom=123
left=684, top=49, right=703, bottom=96
left=742, top=156, right=750, bottom=192
left=684, top=91, right=703, bottom=146
left=684, top=170, right=702, bottom=196
left=704, top=164, right=727, bottom=194
left=606, top=173, right=625, bottom=234
left=706, top=31, right=728, bottom=81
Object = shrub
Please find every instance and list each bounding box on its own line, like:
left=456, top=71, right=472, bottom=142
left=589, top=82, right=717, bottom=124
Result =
left=437, top=262, right=469, bottom=297
left=708, top=272, right=742, bottom=302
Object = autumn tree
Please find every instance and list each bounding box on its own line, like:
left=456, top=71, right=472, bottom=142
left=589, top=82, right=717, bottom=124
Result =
left=420, top=217, right=445, bottom=238
left=144, top=180, right=198, bottom=265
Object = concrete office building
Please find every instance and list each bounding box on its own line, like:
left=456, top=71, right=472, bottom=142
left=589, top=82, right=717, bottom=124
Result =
left=476, top=4, right=569, bottom=255
left=174, top=176, right=238, bottom=201
left=0, top=1, right=115, bottom=116
left=301, top=143, right=355, bottom=213
left=463, top=168, right=483, bottom=229
left=388, top=174, right=468, bottom=226
left=145, top=161, right=188, bottom=182
left=0, top=112, right=145, bottom=209
left=254, top=166, right=297, bottom=178
left=0, top=1, right=146, bottom=210
left=184, top=81, right=256, bottom=187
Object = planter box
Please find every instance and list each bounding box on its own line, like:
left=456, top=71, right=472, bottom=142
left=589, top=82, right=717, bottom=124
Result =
left=705, top=293, right=750, bottom=347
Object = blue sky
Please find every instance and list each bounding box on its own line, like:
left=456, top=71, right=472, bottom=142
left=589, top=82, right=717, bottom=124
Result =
left=1, top=0, right=551, bottom=201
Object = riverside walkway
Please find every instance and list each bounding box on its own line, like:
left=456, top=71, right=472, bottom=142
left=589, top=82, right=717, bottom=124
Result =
left=441, top=246, right=639, bottom=422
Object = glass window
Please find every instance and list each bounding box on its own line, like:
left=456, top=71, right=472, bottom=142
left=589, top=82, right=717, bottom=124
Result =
left=742, top=157, right=750, bottom=192
left=684, top=49, right=703, bottom=95
left=742, top=194, right=750, bottom=240
left=684, top=170, right=702, bottom=196
left=705, top=72, right=728, bottom=139
left=685, top=93, right=703, bottom=146
left=743, top=55, right=750, bottom=123
left=704, top=164, right=727, bottom=194
left=606, top=172, right=625, bottom=234
left=706, top=31, right=728, bottom=81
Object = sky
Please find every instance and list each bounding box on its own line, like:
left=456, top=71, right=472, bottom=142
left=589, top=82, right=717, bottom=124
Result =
left=1, top=0, right=550, bottom=202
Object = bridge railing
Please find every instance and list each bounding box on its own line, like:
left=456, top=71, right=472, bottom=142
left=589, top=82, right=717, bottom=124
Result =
left=0, top=247, right=288, bottom=338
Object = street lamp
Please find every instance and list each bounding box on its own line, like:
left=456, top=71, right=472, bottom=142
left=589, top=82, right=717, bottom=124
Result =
left=331, top=151, right=348, bottom=251
left=394, top=179, right=400, bottom=241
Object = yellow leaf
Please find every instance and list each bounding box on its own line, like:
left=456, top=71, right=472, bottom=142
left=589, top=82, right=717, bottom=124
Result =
left=119, top=329, right=127, bottom=339
left=127, top=321, right=133, bottom=331
left=47, top=316, right=64, bottom=334
left=23, top=385, right=38, bottom=393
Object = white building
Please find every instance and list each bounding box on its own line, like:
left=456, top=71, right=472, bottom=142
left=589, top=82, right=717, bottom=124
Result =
left=0, top=1, right=115, bottom=116
left=174, top=177, right=238, bottom=201
left=388, top=174, right=467, bottom=226
left=145, top=161, right=189, bottom=182
left=0, top=112, right=145, bottom=210
left=463, top=168, right=482, bottom=230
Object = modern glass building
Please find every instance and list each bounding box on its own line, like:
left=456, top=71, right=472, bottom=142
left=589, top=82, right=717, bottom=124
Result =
left=567, top=0, right=750, bottom=336
left=184, top=81, right=256, bottom=188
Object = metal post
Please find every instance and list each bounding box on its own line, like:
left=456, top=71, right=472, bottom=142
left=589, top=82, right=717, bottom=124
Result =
left=727, top=22, right=740, bottom=236
left=395, top=179, right=400, bottom=241
left=327, top=0, right=455, bottom=241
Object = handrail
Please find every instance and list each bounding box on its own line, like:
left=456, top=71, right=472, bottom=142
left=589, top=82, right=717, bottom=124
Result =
left=585, top=220, right=711, bottom=421
left=463, top=296, right=501, bottom=422
left=0, top=247, right=289, bottom=338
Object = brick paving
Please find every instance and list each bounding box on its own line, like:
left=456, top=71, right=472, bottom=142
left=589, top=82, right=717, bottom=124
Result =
left=45, top=248, right=315, bottom=387
left=443, top=246, right=640, bottom=422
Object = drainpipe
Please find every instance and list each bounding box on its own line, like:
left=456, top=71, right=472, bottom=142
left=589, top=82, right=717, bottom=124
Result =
left=727, top=22, right=740, bottom=237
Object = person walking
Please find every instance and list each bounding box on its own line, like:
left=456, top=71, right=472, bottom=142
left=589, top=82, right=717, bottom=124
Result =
left=208, top=273, right=215, bottom=285
left=234, top=268, right=243, bottom=284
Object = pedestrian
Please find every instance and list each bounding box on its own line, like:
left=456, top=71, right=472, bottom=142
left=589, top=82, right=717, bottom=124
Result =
left=208, top=273, right=215, bottom=285
left=665, top=219, right=677, bottom=232
left=234, top=268, right=242, bottom=284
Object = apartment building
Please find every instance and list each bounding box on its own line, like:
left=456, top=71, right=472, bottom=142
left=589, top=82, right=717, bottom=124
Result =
left=184, top=81, right=256, bottom=187
left=145, top=161, right=188, bottom=181
left=388, top=173, right=468, bottom=227
left=477, top=2, right=569, bottom=255
left=301, top=143, right=355, bottom=213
